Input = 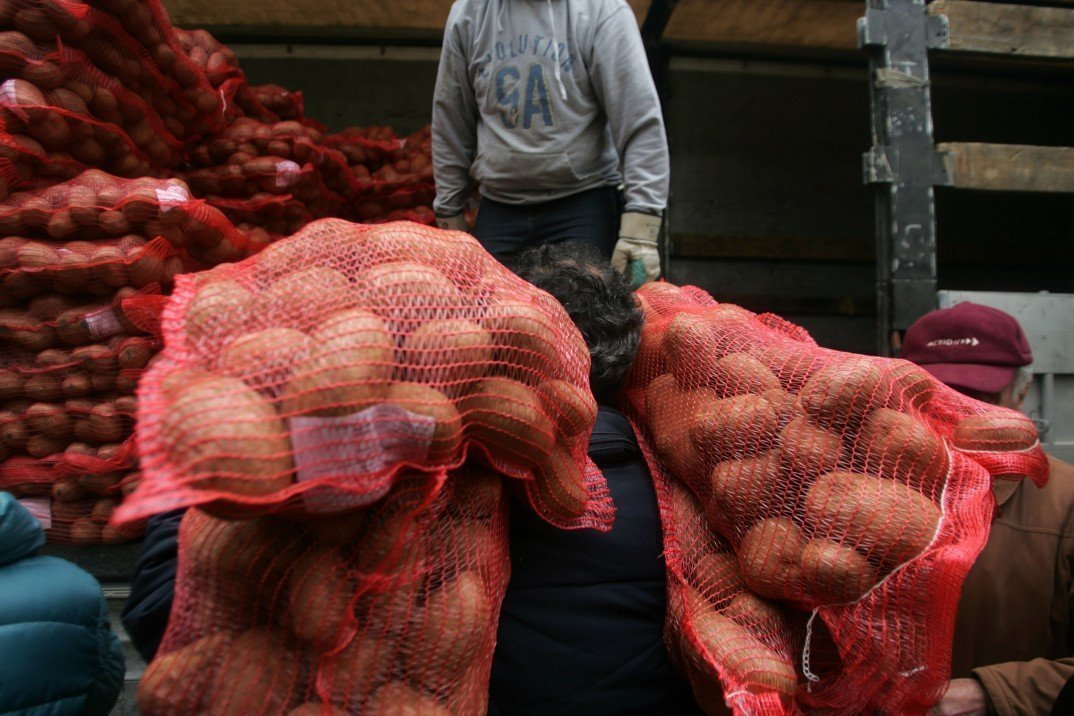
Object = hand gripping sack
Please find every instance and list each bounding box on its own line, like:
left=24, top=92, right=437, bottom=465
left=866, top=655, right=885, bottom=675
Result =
left=137, top=463, right=509, bottom=715
left=115, top=220, right=613, bottom=531
left=624, top=282, right=1050, bottom=715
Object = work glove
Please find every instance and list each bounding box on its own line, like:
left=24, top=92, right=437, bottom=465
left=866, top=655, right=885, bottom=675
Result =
left=436, top=213, right=469, bottom=232
left=612, top=211, right=661, bottom=286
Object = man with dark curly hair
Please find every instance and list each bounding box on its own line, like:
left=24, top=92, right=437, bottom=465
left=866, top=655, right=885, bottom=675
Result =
left=489, top=242, right=700, bottom=714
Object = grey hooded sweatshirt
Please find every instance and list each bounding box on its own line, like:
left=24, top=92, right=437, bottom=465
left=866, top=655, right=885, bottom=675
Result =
left=432, top=0, right=669, bottom=217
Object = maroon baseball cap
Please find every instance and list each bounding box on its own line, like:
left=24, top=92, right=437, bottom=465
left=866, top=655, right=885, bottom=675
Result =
left=901, top=302, right=1033, bottom=394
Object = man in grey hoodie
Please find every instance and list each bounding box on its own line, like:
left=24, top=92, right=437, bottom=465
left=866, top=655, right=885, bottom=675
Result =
left=432, top=0, right=669, bottom=283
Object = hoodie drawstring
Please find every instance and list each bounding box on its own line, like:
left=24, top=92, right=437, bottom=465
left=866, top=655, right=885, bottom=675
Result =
left=547, top=0, right=568, bottom=100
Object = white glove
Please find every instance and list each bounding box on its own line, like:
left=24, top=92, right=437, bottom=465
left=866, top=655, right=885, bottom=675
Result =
left=612, top=211, right=661, bottom=284
left=436, top=213, right=468, bottom=232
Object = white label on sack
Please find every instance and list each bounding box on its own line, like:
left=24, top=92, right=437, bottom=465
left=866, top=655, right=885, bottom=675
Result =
left=0, top=79, right=31, bottom=121
left=155, top=186, right=190, bottom=211
left=84, top=307, right=124, bottom=340
left=275, top=160, right=302, bottom=188
left=18, top=496, right=51, bottom=530
left=290, top=403, right=435, bottom=513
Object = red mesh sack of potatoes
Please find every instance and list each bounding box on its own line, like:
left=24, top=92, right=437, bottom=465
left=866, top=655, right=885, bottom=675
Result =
left=115, top=219, right=612, bottom=531
left=247, top=83, right=305, bottom=122
left=0, top=0, right=215, bottom=140
left=0, top=171, right=248, bottom=296
left=137, top=463, right=509, bottom=715
left=623, top=282, right=1050, bottom=715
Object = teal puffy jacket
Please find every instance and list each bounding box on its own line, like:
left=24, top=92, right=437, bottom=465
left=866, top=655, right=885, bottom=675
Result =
left=0, top=492, right=124, bottom=715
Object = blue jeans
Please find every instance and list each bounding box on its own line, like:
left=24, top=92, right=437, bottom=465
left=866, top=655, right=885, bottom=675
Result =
left=472, top=186, right=623, bottom=266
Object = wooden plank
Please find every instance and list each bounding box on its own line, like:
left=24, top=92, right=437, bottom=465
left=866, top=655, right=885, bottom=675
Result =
left=663, top=0, right=861, bottom=51
left=163, top=0, right=649, bottom=34
left=929, top=0, right=1074, bottom=59
left=627, top=0, right=652, bottom=26
left=161, top=0, right=455, bottom=34
left=937, top=142, right=1074, bottom=193
left=672, top=233, right=873, bottom=262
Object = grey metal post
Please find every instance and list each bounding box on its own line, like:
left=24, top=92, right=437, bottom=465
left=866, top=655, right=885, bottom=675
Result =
left=858, top=0, right=950, bottom=355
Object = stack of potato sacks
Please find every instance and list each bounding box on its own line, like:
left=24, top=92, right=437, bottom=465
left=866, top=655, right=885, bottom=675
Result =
left=328, top=125, right=437, bottom=226
left=625, top=282, right=1050, bottom=715
left=115, top=220, right=613, bottom=714
left=0, top=169, right=249, bottom=543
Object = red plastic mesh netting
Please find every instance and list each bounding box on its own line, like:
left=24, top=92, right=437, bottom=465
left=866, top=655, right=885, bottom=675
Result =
left=624, top=282, right=1050, bottom=715
left=115, top=219, right=612, bottom=530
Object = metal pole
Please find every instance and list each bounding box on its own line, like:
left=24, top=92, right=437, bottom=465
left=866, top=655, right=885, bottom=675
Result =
left=858, top=0, right=949, bottom=355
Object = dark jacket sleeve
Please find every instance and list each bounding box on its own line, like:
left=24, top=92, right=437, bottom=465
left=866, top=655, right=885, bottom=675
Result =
left=121, top=509, right=184, bottom=662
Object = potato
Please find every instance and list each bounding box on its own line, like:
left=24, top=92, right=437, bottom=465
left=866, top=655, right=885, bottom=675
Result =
left=854, top=408, right=949, bottom=495
left=182, top=511, right=296, bottom=590
left=355, top=510, right=428, bottom=579
left=160, top=374, right=294, bottom=496
left=218, top=327, right=311, bottom=392
left=365, top=682, right=450, bottom=716
left=286, top=548, right=352, bottom=648
left=116, top=336, right=157, bottom=370
left=0, top=409, right=27, bottom=448
left=69, top=517, right=103, bottom=544
left=416, top=571, right=491, bottom=682
left=691, top=611, right=797, bottom=696
left=952, top=412, right=1038, bottom=452
left=184, top=278, right=254, bottom=348
left=803, top=471, right=941, bottom=567
left=690, top=393, right=781, bottom=461
left=253, top=266, right=352, bottom=324
left=279, top=310, right=393, bottom=418
left=383, top=382, right=462, bottom=462
left=457, top=377, right=554, bottom=467
left=761, top=388, right=804, bottom=428
left=778, top=416, right=844, bottom=480
left=83, top=403, right=127, bottom=443
left=799, top=538, right=879, bottom=605
left=711, top=353, right=781, bottom=397
left=52, top=476, right=88, bottom=503
left=79, top=471, right=122, bottom=495
left=26, top=433, right=66, bottom=457
left=90, top=497, right=118, bottom=524
left=667, top=481, right=719, bottom=569
left=722, top=590, right=793, bottom=638
left=648, top=377, right=717, bottom=485
left=0, top=368, right=24, bottom=400
left=25, top=401, right=72, bottom=439
left=665, top=313, right=722, bottom=388
left=535, top=379, right=597, bottom=439
left=481, top=302, right=562, bottom=377
left=631, top=321, right=667, bottom=384
left=138, top=634, right=231, bottom=715
left=736, top=518, right=803, bottom=601
left=399, top=318, right=492, bottom=388
left=708, top=451, right=784, bottom=538
left=324, top=634, right=396, bottom=709
left=799, top=358, right=886, bottom=431
left=883, top=361, right=935, bottom=412
left=532, top=445, right=589, bottom=522
left=357, top=261, right=462, bottom=331
left=692, top=551, right=748, bottom=605
left=208, top=628, right=302, bottom=716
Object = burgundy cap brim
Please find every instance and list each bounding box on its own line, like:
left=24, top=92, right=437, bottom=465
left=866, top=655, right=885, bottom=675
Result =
left=918, top=362, right=1017, bottom=394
